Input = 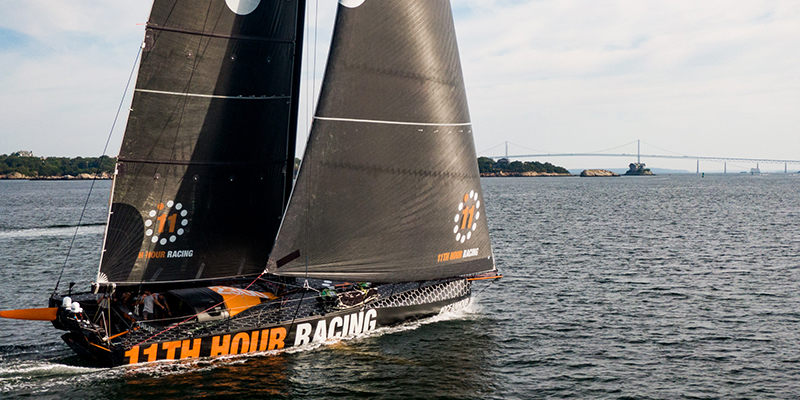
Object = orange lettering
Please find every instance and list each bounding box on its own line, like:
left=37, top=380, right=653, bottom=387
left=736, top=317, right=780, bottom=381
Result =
left=125, top=346, right=140, bottom=364
left=157, top=214, right=167, bottom=233
left=168, top=213, right=178, bottom=233
left=259, top=329, right=270, bottom=351
left=211, top=335, right=231, bottom=356
left=180, top=339, right=202, bottom=359
left=249, top=331, right=260, bottom=352
left=230, top=332, right=250, bottom=355
left=268, top=327, right=287, bottom=350
left=142, top=343, right=158, bottom=362
left=162, top=341, right=181, bottom=360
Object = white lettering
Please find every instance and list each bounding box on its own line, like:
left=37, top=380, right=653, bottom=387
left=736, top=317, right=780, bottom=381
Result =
left=363, top=309, right=377, bottom=332
left=328, top=316, right=343, bottom=339
left=462, top=248, right=479, bottom=258
left=348, top=312, right=364, bottom=336
left=167, top=250, right=194, bottom=258
left=312, top=320, right=327, bottom=343
left=342, top=313, right=350, bottom=336
left=294, top=323, right=312, bottom=346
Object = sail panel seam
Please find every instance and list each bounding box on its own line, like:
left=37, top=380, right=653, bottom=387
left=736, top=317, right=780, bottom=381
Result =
left=136, top=89, right=290, bottom=100
left=147, top=25, right=295, bottom=44
left=117, top=158, right=285, bottom=167
left=321, top=160, right=478, bottom=180
left=314, top=116, right=471, bottom=127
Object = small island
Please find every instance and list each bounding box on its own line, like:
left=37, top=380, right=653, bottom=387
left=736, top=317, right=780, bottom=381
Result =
left=478, top=157, right=571, bottom=177
left=624, top=162, right=655, bottom=176
left=580, top=169, right=619, bottom=177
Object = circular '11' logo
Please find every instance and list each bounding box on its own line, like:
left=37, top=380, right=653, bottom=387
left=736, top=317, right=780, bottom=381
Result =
left=452, top=190, right=481, bottom=243
left=144, top=200, right=190, bottom=246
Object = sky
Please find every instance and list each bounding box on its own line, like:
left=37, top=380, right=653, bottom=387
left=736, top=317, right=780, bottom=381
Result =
left=1, top=0, right=799, bottom=173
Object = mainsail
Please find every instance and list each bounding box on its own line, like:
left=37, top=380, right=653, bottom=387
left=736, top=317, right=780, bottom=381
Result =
left=268, top=0, right=495, bottom=282
left=98, top=0, right=306, bottom=286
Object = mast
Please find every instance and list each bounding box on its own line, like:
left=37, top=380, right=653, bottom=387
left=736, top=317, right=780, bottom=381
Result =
left=284, top=0, right=307, bottom=210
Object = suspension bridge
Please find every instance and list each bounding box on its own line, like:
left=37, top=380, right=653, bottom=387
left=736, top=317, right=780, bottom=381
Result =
left=480, top=140, right=800, bottom=173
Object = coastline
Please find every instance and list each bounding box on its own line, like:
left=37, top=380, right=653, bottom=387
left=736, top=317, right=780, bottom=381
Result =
left=481, top=172, right=573, bottom=177
left=0, top=172, right=113, bottom=180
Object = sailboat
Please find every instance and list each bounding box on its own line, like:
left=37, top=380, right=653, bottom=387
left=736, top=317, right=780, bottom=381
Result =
left=0, top=0, right=500, bottom=366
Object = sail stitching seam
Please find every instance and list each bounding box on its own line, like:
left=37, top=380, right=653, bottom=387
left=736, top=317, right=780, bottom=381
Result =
left=322, top=160, right=478, bottom=180
left=136, top=89, right=290, bottom=100
left=147, top=25, right=295, bottom=44
left=314, top=116, right=471, bottom=127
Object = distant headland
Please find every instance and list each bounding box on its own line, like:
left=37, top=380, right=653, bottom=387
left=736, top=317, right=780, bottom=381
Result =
left=478, top=157, right=572, bottom=177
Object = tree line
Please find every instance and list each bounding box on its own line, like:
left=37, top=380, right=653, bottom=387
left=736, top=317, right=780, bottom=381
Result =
left=0, top=154, right=116, bottom=177
left=478, top=156, right=570, bottom=174
left=2, top=154, right=568, bottom=177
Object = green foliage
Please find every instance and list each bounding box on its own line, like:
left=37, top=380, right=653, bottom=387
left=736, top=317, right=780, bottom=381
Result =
left=477, top=156, right=569, bottom=174
left=0, top=155, right=116, bottom=177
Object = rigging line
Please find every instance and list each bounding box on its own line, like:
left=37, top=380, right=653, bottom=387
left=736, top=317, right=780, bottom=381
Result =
left=313, top=0, right=320, bottom=109
left=133, top=269, right=268, bottom=348
left=53, top=45, right=143, bottom=295
left=305, top=0, right=311, bottom=141
left=474, top=277, right=499, bottom=298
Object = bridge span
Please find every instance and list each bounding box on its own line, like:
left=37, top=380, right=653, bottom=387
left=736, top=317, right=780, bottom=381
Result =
left=482, top=140, right=800, bottom=172
left=488, top=153, right=800, bottom=166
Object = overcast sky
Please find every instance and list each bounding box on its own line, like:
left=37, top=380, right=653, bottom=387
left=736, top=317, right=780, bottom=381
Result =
left=1, top=1, right=798, bottom=172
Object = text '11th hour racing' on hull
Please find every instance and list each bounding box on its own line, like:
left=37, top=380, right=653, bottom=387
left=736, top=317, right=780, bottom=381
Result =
left=1, top=0, right=501, bottom=367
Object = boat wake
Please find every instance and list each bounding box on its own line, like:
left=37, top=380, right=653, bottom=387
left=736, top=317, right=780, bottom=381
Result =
left=1, top=299, right=483, bottom=395
left=0, top=224, right=104, bottom=239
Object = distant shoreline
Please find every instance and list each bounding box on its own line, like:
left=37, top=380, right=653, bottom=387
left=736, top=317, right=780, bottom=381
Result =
left=480, top=172, right=573, bottom=177
left=0, top=172, right=112, bottom=180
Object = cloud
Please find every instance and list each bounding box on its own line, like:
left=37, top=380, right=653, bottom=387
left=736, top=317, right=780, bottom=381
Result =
left=0, top=1, right=150, bottom=156
left=454, top=0, right=800, bottom=166
left=1, top=0, right=798, bottom=170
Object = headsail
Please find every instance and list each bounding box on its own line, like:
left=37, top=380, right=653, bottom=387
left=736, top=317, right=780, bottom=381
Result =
left=268, top=0, right=495, bottom=282
left=99, top=0, right=306, bottom=287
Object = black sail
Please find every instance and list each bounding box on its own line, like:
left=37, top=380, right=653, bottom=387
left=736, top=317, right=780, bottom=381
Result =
left=98, top=0, right=305, bottom=286
left=268, top=0, right=495, bottom=282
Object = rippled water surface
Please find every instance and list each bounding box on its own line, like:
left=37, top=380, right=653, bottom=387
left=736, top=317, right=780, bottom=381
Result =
left=1, top=175, right=799, bottom=399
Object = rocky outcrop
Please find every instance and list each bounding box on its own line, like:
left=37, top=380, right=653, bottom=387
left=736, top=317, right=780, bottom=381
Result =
left=580, top=169, right=619, bottom=177
left=481, top=171, right=573, bottom=177
left=0, top=172, right=27, bottom=179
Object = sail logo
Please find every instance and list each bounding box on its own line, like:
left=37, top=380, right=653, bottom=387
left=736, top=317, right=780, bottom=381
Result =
left=225, top=0, right=260, bottom=15
left=144, top=200, right=190, bottom=246
left=437, top=248, right=480, bottom=263
left=452, top=190, right=482, bottom=244
left=339, top=0, right=366, bottom=8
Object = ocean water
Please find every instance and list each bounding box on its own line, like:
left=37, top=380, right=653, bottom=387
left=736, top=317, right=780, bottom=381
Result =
left=1, top=174, right=800, bottom=399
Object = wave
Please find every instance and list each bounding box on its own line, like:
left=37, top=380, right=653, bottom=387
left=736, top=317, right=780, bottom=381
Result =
left=0, top=225, right=105, bottom=239
left=45, top=222, right=106, bottom=229
left=0, top=300, right=485, bottom=394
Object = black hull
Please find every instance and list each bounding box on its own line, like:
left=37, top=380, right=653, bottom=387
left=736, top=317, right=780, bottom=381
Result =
left=53, top=279, right=471, bottom=367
